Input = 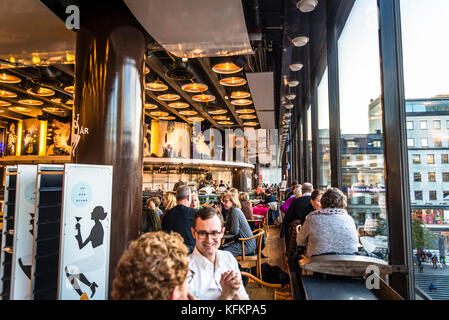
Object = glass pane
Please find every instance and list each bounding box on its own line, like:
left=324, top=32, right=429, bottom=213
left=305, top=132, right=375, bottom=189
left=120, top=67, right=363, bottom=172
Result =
left=338, top=0, right=388, bottom=260
left=318, top=68, right=331, bottom=188
left=401, top=0, right=449, bottom=299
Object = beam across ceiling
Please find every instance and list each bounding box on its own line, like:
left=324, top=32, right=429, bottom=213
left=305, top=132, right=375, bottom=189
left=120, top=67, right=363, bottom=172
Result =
left=146, top=91, right=189, bottom=122
left=146, top=55, right=224, bottom=130
left=197, top=58, right=244, bottom=127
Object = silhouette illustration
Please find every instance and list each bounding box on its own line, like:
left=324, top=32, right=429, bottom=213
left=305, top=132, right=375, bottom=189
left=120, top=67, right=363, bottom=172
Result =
left=65, top=206, right=107, bottom=299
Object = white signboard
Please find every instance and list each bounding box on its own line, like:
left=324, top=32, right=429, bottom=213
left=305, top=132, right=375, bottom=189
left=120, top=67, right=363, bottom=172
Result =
left=58, top=164, right=113, bottom=300
left=11, top=165, right=37, bottom=300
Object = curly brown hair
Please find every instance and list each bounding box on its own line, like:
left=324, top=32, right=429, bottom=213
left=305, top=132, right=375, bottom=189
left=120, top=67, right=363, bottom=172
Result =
left=320, top=187, right=347, bottom=209
left=111, top=231, right=189, bottom=300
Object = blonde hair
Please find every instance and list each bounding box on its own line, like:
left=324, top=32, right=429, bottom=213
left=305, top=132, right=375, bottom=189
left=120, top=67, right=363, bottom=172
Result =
left=221, top=192, right=241, bottom=209
left=190, top=192, right=199, bottom=209
left=238, top=192, right=249, bottom=202
left=229, top=188, right=238, bottom=194
left=163, top=192, right=176, bottom=211
left=112, top=232, right=189, bottom=300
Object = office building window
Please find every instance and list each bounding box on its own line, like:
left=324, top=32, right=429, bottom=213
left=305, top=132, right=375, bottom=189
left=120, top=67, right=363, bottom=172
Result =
left=447, top=120, right=449, bottom=129
left=407, top=138, right=414, bottom=147
left=415, top=191, right=423, bottom=201
left=414, top=172, right=422, bottom=182
left=429, top=191, right=437, bottom=201
left=433, top=120, right=441, bottom=129
left=434, top=137, right=442, bottom=147
left=444, top=191, right=449, bottom=199
left=369, top=155, right=377, bottom=167
left=413, top=154, right=421, bottom=164
left=443, top=172, right=449, bottom=182
left=427, top=154, right=435, bottom=164
left=428, top=172, right=436, bottom=182
left=442, top=154, right=449, bottom=164
left=420, top=138, right=428, bottom=147
left=407, top=121, right=414, bottom=130
left=317, top=68, right=331, bottom=189
left=419, top=120, right=428, bottom=129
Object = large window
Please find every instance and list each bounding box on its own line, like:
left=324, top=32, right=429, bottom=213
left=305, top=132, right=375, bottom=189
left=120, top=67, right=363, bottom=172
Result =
left=401, top=0, right=449, bottom=299
left=307, top=105, right=312, bottom=183
left=317, top=68, right=331, bottom=189
left=338, top=0, right=387, bottom=260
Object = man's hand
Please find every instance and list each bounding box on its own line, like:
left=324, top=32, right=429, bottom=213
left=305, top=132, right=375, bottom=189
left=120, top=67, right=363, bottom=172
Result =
left=218, top=271, right=241, bottom=300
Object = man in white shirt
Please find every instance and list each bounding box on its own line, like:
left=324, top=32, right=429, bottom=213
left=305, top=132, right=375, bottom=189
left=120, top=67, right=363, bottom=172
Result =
left=188, top=206, right=249, bottom=300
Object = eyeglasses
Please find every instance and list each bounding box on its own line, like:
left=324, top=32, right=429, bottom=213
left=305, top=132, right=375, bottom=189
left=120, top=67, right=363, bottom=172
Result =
left=187, top=270, right=195, bottom=284
left=194, top=229, right=222, bottom=239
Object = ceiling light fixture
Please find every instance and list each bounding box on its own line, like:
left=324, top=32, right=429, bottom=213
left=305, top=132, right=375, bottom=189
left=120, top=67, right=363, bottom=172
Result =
left=230, top=99, right=252, bottom=106
left=213, top=115, right=228, bottom=120
left=187, top=116, right=205, bottom=122
left=287, top=80, right=299, bottom=87
left=9, top=106, right=31, bottom=113
left=145, top=82, right=168, bottom=91
left=292, top=36, right=309, bottom=47
left=286, top=94, right=296, bottom=100
left=243, top=122, right=259, bottom=126
left=208, top=107, right=228, bottom=115
left=168, top=102, right=189, bottom=109
left=0, top=73, right=21, bottom=84
left=212, top=62, right=243, bottom=74
left=285, top=104, right=294, bottom=109
left=217, top=121, right=234, bottom=125
left=236, top=108, right=255, bottom=114
left=43, top=107, right=64, bottom=113
left=19, top=99, right=43, bottom=106
left=289, top=63, right=304, bottom=72
left=230, top=91, right=251, bottom=99
left=64, top=85, right=74, bottom=93
left=219, top=77, right=247, bottom=87
left=192, top=94, right=216, bottom=103
left=159, top=116, right=176, bottom=120
left=150, top=111, right=169, bottom=117
left=27, top=87, right=55, bottom=96
left=239, top=114, right=257, bottom=120
left=157, top=94, right=181, bottom=101
left=0, top=90, right=17, bottom=98
left=0, top=100, right=12, bottom=107
left=296, top=0, right=318, bottom=13
left=181, top=83, right=208, bottom=93
left=179, top=110, right=198, bottom=116
left=145, top=103, right=158, bottom=109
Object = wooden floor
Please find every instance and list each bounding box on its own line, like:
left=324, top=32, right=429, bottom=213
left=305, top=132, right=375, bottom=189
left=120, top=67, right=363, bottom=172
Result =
left=245, top=225, right=292, bottom=300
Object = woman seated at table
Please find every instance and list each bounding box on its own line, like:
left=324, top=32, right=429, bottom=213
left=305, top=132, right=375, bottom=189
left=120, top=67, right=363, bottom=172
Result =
left=296, top=187, right=359, bottom=258
left=239, top=192, right=255, bottom=230
left=280, top=184, right=302, bottom=214
left=219, top=192, right=256, bottom=257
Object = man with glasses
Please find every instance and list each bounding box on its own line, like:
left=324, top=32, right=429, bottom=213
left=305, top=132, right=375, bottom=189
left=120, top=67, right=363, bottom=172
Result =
left=188, top=207, right=249, bottom=300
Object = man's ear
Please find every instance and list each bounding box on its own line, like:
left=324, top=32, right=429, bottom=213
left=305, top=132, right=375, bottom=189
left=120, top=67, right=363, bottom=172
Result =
left=191, top=227, right=196, bottom=239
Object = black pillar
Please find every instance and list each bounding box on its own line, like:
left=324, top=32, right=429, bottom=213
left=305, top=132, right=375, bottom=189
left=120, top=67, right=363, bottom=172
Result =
left=73, top=2, right=145, bottom=296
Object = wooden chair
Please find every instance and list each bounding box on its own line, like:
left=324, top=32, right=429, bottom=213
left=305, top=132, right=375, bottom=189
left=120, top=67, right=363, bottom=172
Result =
left=236, top=229, right=267, bottom=280
left=241, top=271, right=292, bottom=300
left=247, top=218, right=264, bottom=230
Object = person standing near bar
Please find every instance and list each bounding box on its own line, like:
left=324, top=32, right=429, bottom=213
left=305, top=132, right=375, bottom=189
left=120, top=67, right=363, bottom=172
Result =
left=162, top=185, right=197, bottom=253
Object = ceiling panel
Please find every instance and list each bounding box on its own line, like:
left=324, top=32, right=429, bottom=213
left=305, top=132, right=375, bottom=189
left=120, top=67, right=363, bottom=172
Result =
left=124, top=0, right=253, bottom=58
left=246, top=72, right=275, bottom=129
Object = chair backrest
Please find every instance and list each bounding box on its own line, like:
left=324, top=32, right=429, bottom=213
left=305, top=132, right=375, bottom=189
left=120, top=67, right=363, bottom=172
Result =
left=239, top=229, right=265, bottom=259
left=299, top=254, right=392, bottom=277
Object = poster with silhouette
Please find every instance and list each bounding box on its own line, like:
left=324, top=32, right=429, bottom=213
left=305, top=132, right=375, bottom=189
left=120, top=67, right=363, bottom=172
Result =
left=58, top=164, right=113, bottom=300
left=21, top=118, right=40, bottom=156
left=10, top=165, right=36, bottom=300
left=46, top=119, right=71, bottom=156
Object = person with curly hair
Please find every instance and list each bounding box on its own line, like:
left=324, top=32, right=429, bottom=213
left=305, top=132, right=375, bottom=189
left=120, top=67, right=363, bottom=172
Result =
left=296, top=187, right=359, bottom=257
left=111, top=231, right=195, bottom=300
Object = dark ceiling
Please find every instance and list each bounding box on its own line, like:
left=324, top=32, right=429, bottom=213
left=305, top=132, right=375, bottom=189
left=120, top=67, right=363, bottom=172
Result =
left=1, top=0, right=319, bottom=134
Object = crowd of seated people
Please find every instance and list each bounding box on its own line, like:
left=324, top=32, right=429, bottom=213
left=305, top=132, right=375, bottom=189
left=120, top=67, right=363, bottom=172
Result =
left=129, top=178, right=361, bottom=300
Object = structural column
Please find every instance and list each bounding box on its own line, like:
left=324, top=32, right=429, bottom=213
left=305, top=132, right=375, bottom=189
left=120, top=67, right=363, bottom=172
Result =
left=72, top=2, right=145, bottom=295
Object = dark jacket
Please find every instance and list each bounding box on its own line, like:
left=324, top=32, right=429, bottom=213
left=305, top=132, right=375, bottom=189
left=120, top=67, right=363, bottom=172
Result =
left=263, top=194, right=276, bottom=204
left=284, top=195, right=311, bottom=226
left=161, top=205, right=197, bottom=253
left=141, top=208, right=162, bottom=233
